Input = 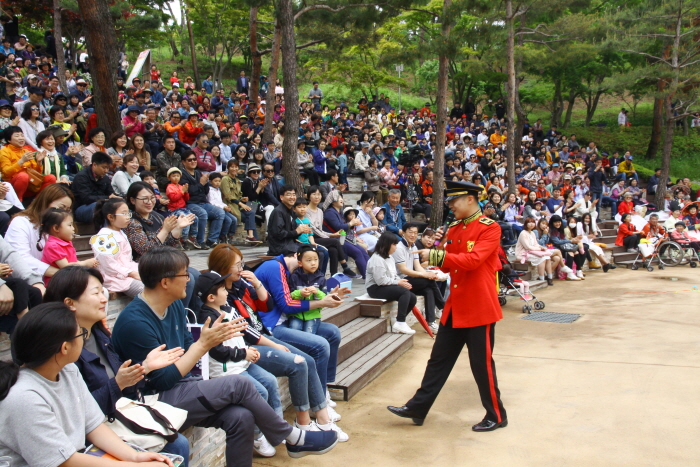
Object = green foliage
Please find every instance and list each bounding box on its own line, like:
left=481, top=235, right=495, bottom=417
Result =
left=413, top=60, right=439, bottom=103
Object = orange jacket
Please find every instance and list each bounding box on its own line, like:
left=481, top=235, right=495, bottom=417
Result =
left=615, top=222, right=637, bottom=246
left=0, top=144, right=41, bottom=180
left=436, top=215, right=503, bottom=328
left=180, top=121, right=203, bottom=146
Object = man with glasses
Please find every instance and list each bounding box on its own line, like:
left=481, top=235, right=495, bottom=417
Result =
left=180, top=149, right=226, bottom=249
left=112, top=247, right=338, bottom=465
left=267, top=185, right=310, bottom=256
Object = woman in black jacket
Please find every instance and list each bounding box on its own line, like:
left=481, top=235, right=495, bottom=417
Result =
left=483, top=191, right=516, bottom=246
left=43, top=266, right=190, bottom=464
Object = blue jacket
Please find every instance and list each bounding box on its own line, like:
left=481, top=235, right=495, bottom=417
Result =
left=323, top=207, right=349, bottom=233
left=381, top=202, right=406, bottom=234
left=255, top=255, right=311, bottom=330
left=76, top=324, right=137, bottom=418
left=112, top=296, right=194, bottom=393
left=313, top=149, right=328, bottom=174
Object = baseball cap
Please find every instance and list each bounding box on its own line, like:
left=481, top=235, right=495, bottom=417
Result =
left=76, top=79, right=87, bottom=85
left=173, top=82, right=180, bottom=87
left=195, top=271, right=230, bottom=300
left=27, top=74, right=38, bottom=80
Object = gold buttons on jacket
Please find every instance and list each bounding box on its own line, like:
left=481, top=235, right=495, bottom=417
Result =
left=454, top=284, right=458, bottom=288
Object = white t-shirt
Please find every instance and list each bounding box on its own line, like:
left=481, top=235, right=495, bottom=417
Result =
left=392, top=240, right=417, bottom=278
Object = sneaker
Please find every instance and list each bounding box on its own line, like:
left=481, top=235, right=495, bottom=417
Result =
left=609, top=264, right=617, bottom=269
left=325, top=405, right=341, bottom=422
left=205, top=240, right=219, bottom=248
left=342, top=268, right=361, bottom=279
left=314, top=420, right=349, bottom=443
left=227, top=235, right=237, bottom=244
left=245, top=236, right=261, bottom=244
left=196, top=241, right=210, bottom=250
left=325, top=389, right=337, bottom=408
left=392, top=321, right=416, bottom=335
left=560, top=265, right=573, bottom=274
left=566, top=272, right=581, bottom=281
left=435, top=308, right=443, bottom=320
left=254, top=434, right=276, bottom=458
left=603, top=263, right=611, bottom=273
left=286, top=429, right=338, bottom=458
left=182, top=238, right=195, bottom=250
left=576, top=270, right=585, bottom=280
left=521, top=294, right=533, bottom=301
left=429, top=321, right=439, bottom=334
left=627, top=248, right=637, bottom=253
left=188, top=238, right=202, bottom=249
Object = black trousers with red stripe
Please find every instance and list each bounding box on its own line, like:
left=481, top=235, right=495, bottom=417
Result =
left=405, top=317, right=506, bottom=423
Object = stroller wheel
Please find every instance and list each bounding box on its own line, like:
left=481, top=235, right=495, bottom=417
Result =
left=647, top=266, right=654, bottom=272
left=499, top=296, right=507, bottom=306
left=658, top=264, right=665, bottom=270
left=522, top=305, right=532, bottom=314
left=534, top=301, right=545, bottom=310
left=691, top=262, right=698, bottom=268
left=630, top=264, right=639, bottom=270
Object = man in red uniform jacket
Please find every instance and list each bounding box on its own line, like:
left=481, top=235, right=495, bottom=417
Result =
left=388, top=180, right=508, bottom=432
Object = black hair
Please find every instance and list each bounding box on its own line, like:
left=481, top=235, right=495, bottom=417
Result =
left=296, top=244, right=319, bottom=261
left=326, top=169, right=338, bottom=178
left=93, top=197, right=128, bottom=231
left=110, top=130, right=127, bottom=149
left=126, top=181, right=155, bottom=210
left=20, top=102, right=36, bottom=120
left=44, top=265, right=104, bottom=304
left=280, top=184, right=296, bottom=198
left=37, top=208, right=73, bottom=251
left=620, top=213, right=632, bottom=223
left=196, top=132, right=208, bottom=141
left=91, top=151, right=112, bottom=166
left=2, top=126, right=22, bottom=142
left=548, top=215, right=566, bottom=238
left=181, top=149, right=195, bottom=162
left=219, top=131, right=230, bottom=139
left=359, top=191, right=375, bottom=205
left=35, top=129, right=55, bottom=148
left=375, top=231, right=400, bottom=258
left=0, top=303, right=80, bottom=401
left=48, top=105, right=66, bottom=120
left=140, top=170, right=154, bottom=179
left=402, top=222, right=420, bottom=233
left=293, top=198, right=309, bottom=208
left=139, top=246, right=190, bottom=289
left=86, top=126, right=105, bottom=144
left=162, top=134, right=176, bottom=145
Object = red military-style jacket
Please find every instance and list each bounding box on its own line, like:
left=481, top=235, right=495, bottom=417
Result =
left=429, top=211, right=503, bottom=328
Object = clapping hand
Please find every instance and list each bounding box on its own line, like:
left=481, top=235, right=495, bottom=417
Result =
left=177, top=213, right=196, bottom=228
left=199, top=314, right=246, bottom=349
left=114, top=359, right=146, bottom=390
left=329, top=285, right=351, bottom=299
left=143, top=344, right=184, bottom=373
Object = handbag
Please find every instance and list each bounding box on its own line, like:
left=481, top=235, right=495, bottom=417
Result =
left=303, top=161, right=315, bottom=170
left=558, top=242, right=579, bottom=252
left=186, top=309, right=210, bottom=380
left=106, top=396, right=188, bottom=452
left=25, top=167, right=45, bottom=192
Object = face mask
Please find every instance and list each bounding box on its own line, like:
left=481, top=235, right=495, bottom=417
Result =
left=569, top=222, right=577, bottom=228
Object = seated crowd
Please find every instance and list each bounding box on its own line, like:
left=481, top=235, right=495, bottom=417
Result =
left=1, top=46, right=699, bottom=467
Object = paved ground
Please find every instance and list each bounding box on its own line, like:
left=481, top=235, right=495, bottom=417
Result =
left=252, top=265, right=700, bottom=467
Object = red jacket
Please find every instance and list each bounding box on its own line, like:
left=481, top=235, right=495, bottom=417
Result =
left=617, top=200, right=634, bottom=216
left=166, top=183, right=189, bottom=211
left=616, top=222, right=637, bottom=246
left=436, top=214, right=502, bottom=328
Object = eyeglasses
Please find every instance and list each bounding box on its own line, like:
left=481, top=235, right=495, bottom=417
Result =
left=136, top=197, right=156, bottom=203
left=116, top=212, right=132, bottom=218
left=167, top=273, right=191, bottom=281
left=232, top=262, right=244, bottom=271
left=185, top=158, right=197, bottom=162
left=70, top=327, right=89, bottom=343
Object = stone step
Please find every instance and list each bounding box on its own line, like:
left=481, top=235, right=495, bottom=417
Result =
left=597, top=235, right=617, bottom=244
left=337, top=317, right=387, bottom=364
left=74, top=234, right=93, bottom=252
left=599, top=228, right=617, bottom=236
left=75, top=222, right=96, bottom=236
left=612, top=251, right=639, bottom=263
left=328, top=332, right=413, bottom=401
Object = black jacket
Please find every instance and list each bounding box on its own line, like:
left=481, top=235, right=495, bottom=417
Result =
left=261, top=177, right=281, bottom=208
left=72, top=166, right=114, bottom=208
left=180, top=168, right=209, bottom=204
left=266, top=203, right=298, bottom=256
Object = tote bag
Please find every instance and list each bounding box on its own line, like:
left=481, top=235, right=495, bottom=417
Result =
left=186, top=309, right=210, bottom=380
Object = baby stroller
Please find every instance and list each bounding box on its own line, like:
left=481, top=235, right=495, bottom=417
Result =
left=497, top=247, right=545, bottom=314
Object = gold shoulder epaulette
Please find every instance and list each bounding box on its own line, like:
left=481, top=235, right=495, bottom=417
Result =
left=449, top=220, right=462, bottom=228
left=479, top=217, right=495, bottom=225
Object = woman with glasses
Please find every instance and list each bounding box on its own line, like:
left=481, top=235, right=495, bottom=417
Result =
left=0, top=302, right=179, bottom=466
left=123, top=182, right=199, bottom=306
left=17, top=101, right=44, bottom=150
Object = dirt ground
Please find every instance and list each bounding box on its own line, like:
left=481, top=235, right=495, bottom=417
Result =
left=254, top=266, right=700, bottom=467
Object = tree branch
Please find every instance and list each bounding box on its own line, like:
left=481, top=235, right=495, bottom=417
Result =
left=399, top=8, right=439, bottom=18
left=295, top=3, right=387, bottom=20
left=259, top=35, right=344, bottom=55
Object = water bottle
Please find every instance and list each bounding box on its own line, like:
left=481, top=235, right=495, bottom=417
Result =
left=362, top=182, right=368, bottom=192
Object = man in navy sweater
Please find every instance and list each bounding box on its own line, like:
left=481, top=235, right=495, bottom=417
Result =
left=112, top=246, right=338, bottom=464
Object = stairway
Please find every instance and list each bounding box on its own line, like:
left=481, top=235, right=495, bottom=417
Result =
left=322, top=300, right=413, bottom=401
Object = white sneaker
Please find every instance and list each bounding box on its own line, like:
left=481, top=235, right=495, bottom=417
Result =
left=566, top=272, right=581, bottom=281
left=326, top=404, right=342, bottom=422
left=253, top=434, right=276, bottom=458
left=314, top=420, right=349, bottom=443
left=392, top=321, right=416, bottom=335
left=325, top=389, right=337, bottom=408
left=561, top=265, right=573, bottom=274
left=435, top=308, right=443, bottom=319
left=576, top=270, right=585, bottom=280
left=429, top=321, right=439, bottom=334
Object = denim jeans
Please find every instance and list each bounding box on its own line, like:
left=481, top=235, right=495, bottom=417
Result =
left=183, top=267, right=201, bottom=311
left=74, top=202, right=97, bottom=223
left=618, top=172, right=639, bottom=182
left=272, top=322, right=341, bottom=385
left=170, top=208, right=196, bottom=239
left=162, top=433, right=190, bottom=467
left=601, top=196, right=617, bottom=217
left=590, top=191, right=602, bottom=216
left=288, top=317, right=321, bottom=334
left=254, top=336, right=327, bottom=412
left=241, top=364, right=283, bottom=418
left=316, top=244, right=329, bottom=274
left=187, top=202, right=225, bottom=243
left=241, top=208, right=257, bottom=236
left=221, top=211, right=239, bottom=238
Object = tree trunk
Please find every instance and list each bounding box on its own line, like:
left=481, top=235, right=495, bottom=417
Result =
left=504, top=0, right=517, bottom=195
left=550, top=78, right=563, bottom=128
left=430, top=0, right=452, bottom=228
left=655, top=96, right=675, bottom=208
left=185, top=8, right=200, bottom=88
left=249, top=6, right=261, bottom=106
left=584, top=89, right=604, bottom=126
left=278, top=0, right=303, bottom=194
left=262, top=19, right=281, bottom=144
left=169, top=38, right=180, bottom=58
left=53, top=0, right=68, bottom=93
left=563, top=90, right=576, bottom=128
left=76, top=0, right=120, bottom=136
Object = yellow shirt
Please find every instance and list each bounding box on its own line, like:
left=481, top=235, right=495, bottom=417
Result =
left=0, top=144, right=41, bottom=180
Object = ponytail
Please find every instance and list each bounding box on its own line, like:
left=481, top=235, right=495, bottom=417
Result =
left=93, top=198, right=127, bottom=231
left=0, top=303, right=79, bottom=401
left=37, top=208, right=73, bottom=252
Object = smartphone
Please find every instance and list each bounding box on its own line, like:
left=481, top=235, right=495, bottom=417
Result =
left=331, top=294, right=341, bottom=302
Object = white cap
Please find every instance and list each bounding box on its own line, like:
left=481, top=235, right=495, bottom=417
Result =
left=260, top=100, right=266, bottom=105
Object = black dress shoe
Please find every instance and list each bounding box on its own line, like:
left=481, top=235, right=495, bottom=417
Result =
left=472, top=419, right=508, bottom=432
left=387, top=406, right=425, bottom=426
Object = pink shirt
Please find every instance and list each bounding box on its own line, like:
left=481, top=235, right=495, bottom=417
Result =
left=41, top=235, right=78, bottom=285
left=90, top=228, right=139, bottom=294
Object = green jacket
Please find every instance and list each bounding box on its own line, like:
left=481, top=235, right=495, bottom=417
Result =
left=288, top=289, right=326, bottom=321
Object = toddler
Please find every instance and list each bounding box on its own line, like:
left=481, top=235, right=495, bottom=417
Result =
left=165, top=167, right=198, bottom=249
left=288, top=246, right=329, bottom=334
